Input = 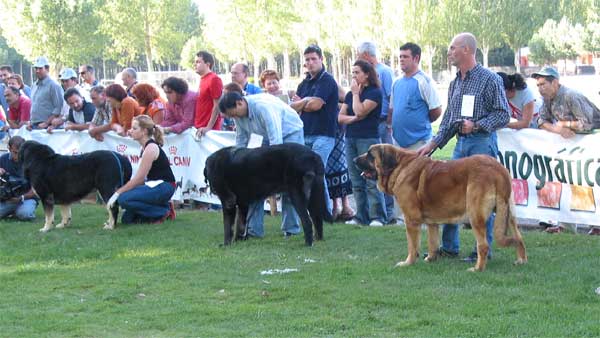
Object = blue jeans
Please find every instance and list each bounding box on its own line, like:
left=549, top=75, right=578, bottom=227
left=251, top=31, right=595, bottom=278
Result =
left=118, top=182, right=175, bottom=223
left=304, top=135, right=335, bottom=215
left=346, top=137, right=388, bottom=224
left=378, top=120, right=395, bottom=220
left=0, top=199, right=37, bottom=220
left=247, top=131, right=305, bottom=237
left=441, top=133, right=497, bottom=255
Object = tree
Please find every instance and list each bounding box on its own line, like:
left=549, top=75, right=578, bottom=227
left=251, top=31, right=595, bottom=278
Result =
left=529, top=18, right=584, bottom=72
left=0, top=0, right=106, bottom=70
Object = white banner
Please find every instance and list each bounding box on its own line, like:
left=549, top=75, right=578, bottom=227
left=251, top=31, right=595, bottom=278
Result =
left=497, top=128, right=600, bottom=225
left=12, top=127, right=236, bottom=202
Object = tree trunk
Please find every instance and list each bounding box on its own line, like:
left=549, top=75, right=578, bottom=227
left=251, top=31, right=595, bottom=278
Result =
left=283, top=49, right=291, bottom=79
left=143, top=5, right=153, bottom=72
left=253, top=52, right=261, bottom=85
left=267, top=54, right=276, bottom=70
left=514, top=48, right=521, bottom=73
left=482, top=46, right=489, bottom=68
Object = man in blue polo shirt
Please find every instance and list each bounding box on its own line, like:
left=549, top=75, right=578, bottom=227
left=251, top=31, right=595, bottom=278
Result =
left=291, top=44, right=339, bottom=214
left=391, top=42, right=442, bottom=150
left=28, top=56, right=64, bottom=129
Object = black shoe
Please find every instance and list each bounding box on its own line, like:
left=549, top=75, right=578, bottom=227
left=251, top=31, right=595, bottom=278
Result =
left=284, top=232, right=297, bottom=239
left=423, top=248, right=459, bottom=259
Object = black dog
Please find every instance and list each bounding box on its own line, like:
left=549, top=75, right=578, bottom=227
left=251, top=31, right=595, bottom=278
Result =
left=204, top=143, right=331, bottom=246
left=19, top=140, right=132, bottom=232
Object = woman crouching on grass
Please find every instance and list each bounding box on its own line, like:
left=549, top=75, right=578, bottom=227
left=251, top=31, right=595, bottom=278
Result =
left=107, top=115, right=176, bottom=224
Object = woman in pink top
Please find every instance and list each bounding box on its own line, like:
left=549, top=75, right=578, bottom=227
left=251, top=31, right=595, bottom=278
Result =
left=160, top=77, right=196, bottom=134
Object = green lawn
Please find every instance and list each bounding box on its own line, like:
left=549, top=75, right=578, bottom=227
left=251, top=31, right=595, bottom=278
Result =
left=1, top=204, right=599, bottom=337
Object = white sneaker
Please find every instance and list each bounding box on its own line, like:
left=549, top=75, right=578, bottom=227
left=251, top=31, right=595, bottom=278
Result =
left=369, top=220, right=384, bottom=227
left=345, top=219, right=359, bottom=225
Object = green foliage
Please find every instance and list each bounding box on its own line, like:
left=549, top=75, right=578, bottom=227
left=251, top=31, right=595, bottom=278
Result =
left=1, top=205, right=599, bottom=336
left=529, top=18, right=584, bottom=65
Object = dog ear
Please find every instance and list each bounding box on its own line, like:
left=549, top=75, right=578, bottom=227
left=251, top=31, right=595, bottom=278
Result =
left=379, top=146, right=397, bottom=176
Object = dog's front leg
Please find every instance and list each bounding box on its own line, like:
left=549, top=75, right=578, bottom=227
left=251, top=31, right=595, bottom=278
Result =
left=56, top=205, right=72, bottom=229
left=396, top=222, right=421, bottom=267
left=40, top=203, right=54, bottom=233
left=424, top=224, right=440, bottom=262
left=104, top=203, right=118, bottom=230
left=235, top=205, right=248, bottom=241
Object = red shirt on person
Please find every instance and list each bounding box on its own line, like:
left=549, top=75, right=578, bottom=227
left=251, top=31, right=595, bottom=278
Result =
left=194, top=71, right=223, bottom=130
left=8, top=95, right=31, bottom=124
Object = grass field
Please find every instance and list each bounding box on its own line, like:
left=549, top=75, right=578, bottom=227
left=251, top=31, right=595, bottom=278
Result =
left=1, top=204, right=599, bottom=337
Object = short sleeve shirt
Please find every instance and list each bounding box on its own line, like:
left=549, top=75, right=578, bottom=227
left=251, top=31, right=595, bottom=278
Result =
left=345, top=85, right=382, bottom=139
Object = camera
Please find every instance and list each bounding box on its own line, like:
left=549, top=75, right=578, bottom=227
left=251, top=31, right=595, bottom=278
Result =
left=0, top=173, right=30, bottom=201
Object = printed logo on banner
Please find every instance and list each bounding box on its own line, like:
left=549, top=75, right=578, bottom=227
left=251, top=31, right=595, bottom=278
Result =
left=116, top=144, right=127, bottom=153
left=169, top=145, right=177, bottom=155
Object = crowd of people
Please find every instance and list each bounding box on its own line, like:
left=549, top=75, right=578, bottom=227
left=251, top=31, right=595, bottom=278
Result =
left=1, top=31, right=600, bottom=239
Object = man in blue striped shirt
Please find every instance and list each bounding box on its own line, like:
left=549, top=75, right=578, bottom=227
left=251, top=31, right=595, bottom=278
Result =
left=218, top=91, right=305, bottom=239
left=417, top=32, right=510, bottom=262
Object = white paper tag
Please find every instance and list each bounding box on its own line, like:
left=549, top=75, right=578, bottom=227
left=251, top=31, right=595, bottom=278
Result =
left=247, top=133, right=263, bottom=148
left=461, top=95, right=475, bottom=117
left=145, top=180, right=164, bottom=188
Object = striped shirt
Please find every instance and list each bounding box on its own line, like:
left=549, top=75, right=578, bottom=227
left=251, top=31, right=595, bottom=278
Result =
left=434, top=64, right=510, bottom=145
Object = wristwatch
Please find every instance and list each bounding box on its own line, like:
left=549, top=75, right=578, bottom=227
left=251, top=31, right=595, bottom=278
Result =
left=20, top=195, right=25, bottom=202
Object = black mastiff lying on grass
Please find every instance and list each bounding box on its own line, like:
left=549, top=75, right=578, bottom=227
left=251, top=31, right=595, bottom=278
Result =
left=204, top=143, right=332, bottom=246
left=19, top=140, right=132, bottom=232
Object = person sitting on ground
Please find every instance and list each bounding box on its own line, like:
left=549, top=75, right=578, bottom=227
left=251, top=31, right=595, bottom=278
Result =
left=132, top=83, right=166, bottom=124
left=107, top=115, right=176, bottom=224
left=0, top=136, right=37, bottom=221
left=259, top=69, right=289, bottom=103
left=46, top=88, right=95, bottom=133
left=88, top=85, right=112, bottom=141
left=7, top=74, right=31, bottom=98
left=160, top=77, right=196, bottom=134
left=102, top=83, right=141, bottom=137
left=338, top=59, right=387, bottom=227
left=497, top=72, right=540, bottom=129
left=533, top=66, right=600, bottom=137
left=218, top=90, right=305, bottom=238
left=3, top=86, right=30, bottom=130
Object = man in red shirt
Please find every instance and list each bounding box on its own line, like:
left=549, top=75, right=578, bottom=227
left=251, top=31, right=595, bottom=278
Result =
left=194, top=51, right=223, bottom=137
left=3, top=86, right=31, bottom=130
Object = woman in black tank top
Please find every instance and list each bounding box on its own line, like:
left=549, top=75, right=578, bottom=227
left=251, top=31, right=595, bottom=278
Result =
left=106, top=115, right=176, bottom=223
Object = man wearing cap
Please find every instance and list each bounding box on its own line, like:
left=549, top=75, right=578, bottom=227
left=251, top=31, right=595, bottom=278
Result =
left=28, top=57, right=64, bottom=129
left=532, top=66, right=600, bottom=138
left=417, top=32, right=510, bottom=262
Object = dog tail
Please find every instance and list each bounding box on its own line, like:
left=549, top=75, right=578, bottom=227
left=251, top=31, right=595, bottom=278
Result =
left=493, top=185, right=528, bottom=263
left=309, top=174, right=334, bottom=223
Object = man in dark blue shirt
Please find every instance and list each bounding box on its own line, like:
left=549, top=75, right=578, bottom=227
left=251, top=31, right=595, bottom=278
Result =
left=0, top=136, right=37, bottom=220
left=47, top=88, right=95, bottom=133
left=417, top=32, right=510, bottom=262
left=290, top=44, right=339, bottom=216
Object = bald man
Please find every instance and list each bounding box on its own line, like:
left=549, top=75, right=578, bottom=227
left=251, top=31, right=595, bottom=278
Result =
left=417, top=32, right=510, bottom=262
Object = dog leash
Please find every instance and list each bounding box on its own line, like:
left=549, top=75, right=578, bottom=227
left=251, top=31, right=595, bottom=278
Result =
left=110, top=151, right=125, bottom=186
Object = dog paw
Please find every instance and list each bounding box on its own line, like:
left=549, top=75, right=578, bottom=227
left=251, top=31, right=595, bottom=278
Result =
left=395, top=260, right=414, bottom=267
left=56, top=223, right=66, bottom=229
left=103, top=223, right=114, bottom=230
left=467, top=267, right=484, bottom=272
left=39, top=227, right=51, bottom=233
left=424, top=255, right=437, bottom=263
left=513, top=258, right=527, bottom=265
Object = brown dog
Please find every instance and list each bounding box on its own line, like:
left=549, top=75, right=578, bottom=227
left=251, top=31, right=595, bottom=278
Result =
left=354, top=144, right=527, bottom=271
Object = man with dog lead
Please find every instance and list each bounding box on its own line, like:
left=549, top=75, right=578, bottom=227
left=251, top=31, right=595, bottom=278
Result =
left=0, top=136, right=37, bottom=221
left=290, top=44, right=338, bottom=215
left=218, top=91, right=305, bottom=238
left=417, top=32, right=510, bottom=263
